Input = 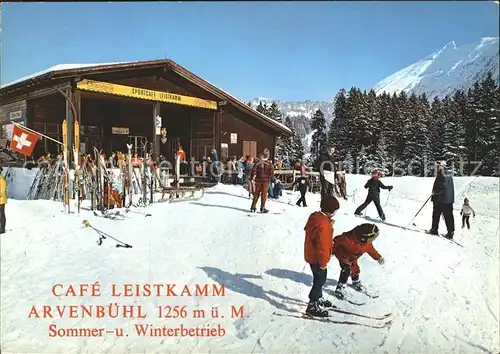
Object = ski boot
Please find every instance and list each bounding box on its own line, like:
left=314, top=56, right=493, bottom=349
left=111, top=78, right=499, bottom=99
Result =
left=351, top=280, right=366, bottom=293
left=305, top=301, right=329, bottom=318
left=250, top=206, right=256, bottom=213
left=317, top=297, right=334, bottom=308
left=428, top=229, right=438, bottom=236
left=445, top=231, right=454, bottom=239
left=260, top=208, right=269, bottom=213
left=334, top=283, right=347, bottom=300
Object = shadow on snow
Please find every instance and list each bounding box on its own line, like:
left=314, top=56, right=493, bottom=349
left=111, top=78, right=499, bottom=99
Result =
left=198, top=266, right=304, bottom=313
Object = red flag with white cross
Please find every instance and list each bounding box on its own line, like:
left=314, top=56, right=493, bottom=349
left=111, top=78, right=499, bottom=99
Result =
left=10, top=124, right=40, bottom=157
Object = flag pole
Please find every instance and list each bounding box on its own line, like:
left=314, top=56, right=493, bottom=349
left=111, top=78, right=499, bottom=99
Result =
left=12, top=121, right=63, bottom=145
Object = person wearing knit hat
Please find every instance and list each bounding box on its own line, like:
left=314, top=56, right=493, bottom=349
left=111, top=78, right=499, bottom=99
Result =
left=303, top=195, right=340, bottom=317
left=354, top=170, right=393, bottom=221
left=331, top=223, right=384, bottom=299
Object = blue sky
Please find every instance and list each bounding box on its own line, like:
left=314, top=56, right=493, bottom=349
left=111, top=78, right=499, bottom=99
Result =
left=2, top=1, right=499, bottom=101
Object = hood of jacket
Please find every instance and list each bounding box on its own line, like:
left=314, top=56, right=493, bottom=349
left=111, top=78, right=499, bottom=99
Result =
left=304, top=211, right=332, bottom=232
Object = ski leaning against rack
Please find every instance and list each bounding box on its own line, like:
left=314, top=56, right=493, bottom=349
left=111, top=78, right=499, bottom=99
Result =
left=272, top=311, right=392, bottom=329
left=82, top=220, right=132, bottom=248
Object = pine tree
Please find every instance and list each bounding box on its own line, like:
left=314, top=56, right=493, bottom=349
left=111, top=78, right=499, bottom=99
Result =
left=278, top=116, right=295, bottom=166
left=247, top=101, right=253, bottom=108
left=428, top=96, right=445, bottom=163
left=376, top=134, right=391, bottom=175
left=402, top=93, right=429, bottom=175
left=268, top=102, right=283, bottom=123
left=328, top=89, right=350, bottom=160
left=310, top=109, right=328, bottom=161
left=445, top=90, right=468, bottom=174
left=356, top=145, right=368, bottom=174
left=292, top=135, right=304, bottom=161
left=342, top=152, right=354, bottom=174
left=478, top=72, right=500, bottom=175
left=256, top=101, right=270, bottom=116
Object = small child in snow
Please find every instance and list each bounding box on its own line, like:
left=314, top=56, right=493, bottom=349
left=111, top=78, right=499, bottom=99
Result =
left=354, top=170, right=393, bottom=221
left=303, top=195, right=340, bottom=317
left=331, top=223, right=385, bottom=299
left=460, top=198, right=476, bottom=229
left=292, top=172, right=309, bottom=207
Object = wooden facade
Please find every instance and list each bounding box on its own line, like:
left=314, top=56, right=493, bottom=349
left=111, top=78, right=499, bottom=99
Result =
left=0, top=60, right=291, bottom=163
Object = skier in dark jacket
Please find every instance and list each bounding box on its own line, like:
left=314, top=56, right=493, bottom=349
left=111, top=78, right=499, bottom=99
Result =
left=429, top=162, right=455, bottom=239
left=314, top=144, right=339, bottom=204
left=354, top=170, right=393, bottom=221
left=292, top=172, right=310, bottom=207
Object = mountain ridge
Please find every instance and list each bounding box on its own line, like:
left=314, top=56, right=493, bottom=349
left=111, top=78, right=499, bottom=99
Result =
left=249, top=37, right=499, bottom=151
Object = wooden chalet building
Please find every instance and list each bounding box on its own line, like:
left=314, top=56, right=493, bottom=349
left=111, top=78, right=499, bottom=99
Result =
left=0, top=60, right=291, bottom=163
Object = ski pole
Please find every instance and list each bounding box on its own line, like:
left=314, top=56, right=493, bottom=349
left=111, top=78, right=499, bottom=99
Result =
left=407, top=194, right=432, bottom=227
left=82, top=220, right=132, bottom=248
left=384, top=190, right=391, bottom=207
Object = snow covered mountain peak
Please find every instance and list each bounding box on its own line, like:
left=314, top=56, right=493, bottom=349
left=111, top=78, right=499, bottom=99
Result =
left=373, top=37, right=499, bottom=99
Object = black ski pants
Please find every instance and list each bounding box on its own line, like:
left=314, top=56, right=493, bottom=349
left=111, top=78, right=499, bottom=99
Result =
left=462, top=215, right=470, bottom=229
left=296, top=190, right=307, bottom=207
left=320, top=175, right=334, bottom=204
left=431, top=202, right=455, bottom=233
left=338, top=261, right=360, bottom=285
left=309, top=264, right=327, bottom=303
left=0, top=204, right=5, bottom=233
left=355, top=194, right=385, bottom=219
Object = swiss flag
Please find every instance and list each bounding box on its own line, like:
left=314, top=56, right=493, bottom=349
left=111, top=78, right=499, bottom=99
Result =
left=10, top=124, right=40, bottom=157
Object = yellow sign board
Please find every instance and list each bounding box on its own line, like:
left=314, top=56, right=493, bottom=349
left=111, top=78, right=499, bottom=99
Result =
left=76, top=79, right=218, bottom=110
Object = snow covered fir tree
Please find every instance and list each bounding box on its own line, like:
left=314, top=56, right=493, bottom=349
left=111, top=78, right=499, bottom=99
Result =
left=251, top=71, right=498, bottom=176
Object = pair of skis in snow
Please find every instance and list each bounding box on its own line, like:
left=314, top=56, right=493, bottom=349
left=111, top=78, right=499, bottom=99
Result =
left=275, top=284, right=391, bottom=328
left=273, top=311, right=393, bottom=329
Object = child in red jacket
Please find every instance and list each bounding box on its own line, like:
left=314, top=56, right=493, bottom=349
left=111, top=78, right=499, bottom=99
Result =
left=331, top=223, right=385, bottom=299
left=303, top=196, right=340, bottom=317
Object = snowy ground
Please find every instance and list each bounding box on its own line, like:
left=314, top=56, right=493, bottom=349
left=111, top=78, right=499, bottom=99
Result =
left=1, top=174, right=499, bottom=353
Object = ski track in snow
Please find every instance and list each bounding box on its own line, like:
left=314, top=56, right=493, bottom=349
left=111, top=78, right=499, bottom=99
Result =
left=0, top=175, right=499, bottom=353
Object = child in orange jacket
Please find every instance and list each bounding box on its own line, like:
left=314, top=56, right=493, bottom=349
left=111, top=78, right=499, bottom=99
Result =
left=331, top=223, right=385, bottom=299
left=303, top=195, right=340, bottom=317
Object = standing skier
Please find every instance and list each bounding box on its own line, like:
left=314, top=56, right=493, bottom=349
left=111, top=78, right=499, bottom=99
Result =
left=429, top=162, right=455, bottom=239
left=332, top=223, right=385, bottom=299
left=292, top=171, right=309, bottom=207
left=354, top=170, right=393, bottom=221
left=304, top=195, right=340, bottom=317
left=314, top=144, right=338, bottom=204
left=250, top=149, right=274, bottom=213
left=460, top=198, right=475, bottom=230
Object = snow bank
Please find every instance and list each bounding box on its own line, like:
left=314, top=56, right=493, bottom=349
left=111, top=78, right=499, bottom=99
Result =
left=0, top=174, right=498, bottom=353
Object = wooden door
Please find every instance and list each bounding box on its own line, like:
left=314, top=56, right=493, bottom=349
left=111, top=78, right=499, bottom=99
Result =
left=243, top=140, right=257, bottom=158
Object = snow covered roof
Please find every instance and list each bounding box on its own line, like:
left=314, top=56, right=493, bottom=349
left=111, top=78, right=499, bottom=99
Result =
left=1, top=62, right=131, bottom=89
left=1, top=59, right=292, bottom=136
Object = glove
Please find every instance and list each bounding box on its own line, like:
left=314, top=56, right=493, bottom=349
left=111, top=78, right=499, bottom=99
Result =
left=377, top=257, right=385, bottom=265
left=388, top=186, right=393, bottom=191
left=460, top=211, right=463, bottom=215
left=473, top=214, right=476, bottom=218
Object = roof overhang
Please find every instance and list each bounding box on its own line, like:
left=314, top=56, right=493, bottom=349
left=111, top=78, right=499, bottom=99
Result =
left=0, top=59, right=292, bottom=137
